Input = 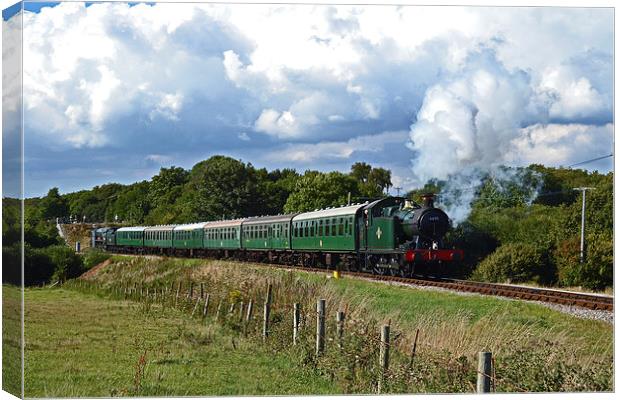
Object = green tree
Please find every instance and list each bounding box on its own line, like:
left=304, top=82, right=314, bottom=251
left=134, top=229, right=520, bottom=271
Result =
left=110, top=181, right=150, bottom=224
left=350, top=162, right=372, bottom=183
left=366, top=167, right=392, bottom=196
left=284, top=171, right=360, bottom=212
left=39, top=188, right=69, bottom=220
left=147, top=167, right=189, bottom=208
left=185, top=155, right=261, bottom=220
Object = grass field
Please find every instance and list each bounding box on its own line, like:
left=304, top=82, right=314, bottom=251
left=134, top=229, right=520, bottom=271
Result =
left=19, top=255, right=614, bottom=395
left=21, top=285, right=338, bottom=397
left=89, top=256, right=613, bottom=359
left=2, top=285, right=22, bottom=397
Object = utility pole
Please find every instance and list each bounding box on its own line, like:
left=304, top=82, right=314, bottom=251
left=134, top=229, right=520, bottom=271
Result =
left=573, top=187, right=595, bottom=263
left=395, top=187, right=402, bottom=196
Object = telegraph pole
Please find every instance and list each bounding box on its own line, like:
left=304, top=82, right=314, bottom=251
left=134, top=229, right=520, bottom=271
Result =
left=394, top=187, right=402, bottom=196
left=573, top=187, right=595, bottom=263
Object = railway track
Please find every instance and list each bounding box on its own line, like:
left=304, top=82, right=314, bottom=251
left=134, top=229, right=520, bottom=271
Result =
left=336, top=270, right=614, bottom=311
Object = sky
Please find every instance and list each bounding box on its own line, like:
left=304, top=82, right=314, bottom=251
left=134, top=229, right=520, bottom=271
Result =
left=1, top=1, right=614, bottom=198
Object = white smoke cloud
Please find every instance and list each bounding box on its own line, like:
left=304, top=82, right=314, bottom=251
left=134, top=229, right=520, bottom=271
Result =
left=408, top=49, right=542, bottom=184
left=407, top=47, right=612, bottom=223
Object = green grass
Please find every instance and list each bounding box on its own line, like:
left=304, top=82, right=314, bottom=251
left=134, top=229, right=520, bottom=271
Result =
left=2, top=285, right=22, bottom=397
left=90, top=256, right=612, bottom=360
left=22, top=286, right=338, bottom=397
left=22, top=255, right=613, bottom=395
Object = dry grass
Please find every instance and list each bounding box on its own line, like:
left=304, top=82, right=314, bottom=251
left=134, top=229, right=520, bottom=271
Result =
left=78, top=255, right=613, bottom=393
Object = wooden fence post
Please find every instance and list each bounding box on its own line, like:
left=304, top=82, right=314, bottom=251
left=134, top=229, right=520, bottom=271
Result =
left=188, top=282, right=194, bottom=299
left=316, top=299, right=326, bottom=355
left=378, top=324, right=390, bottom=394
left=265, top=283, right=273, bottom=304
left=293, top=303, right=301, bottom=345
left=408, top=328, right=420, bottom=369
left=336, top=311, right=345, bottom=349
left=239, top=301, right=245, bottom=321
left=203, top=293, right=210, bottom=317
left=262, top=302, right=271, bottom=341
left=200, top=283, right=204, bottom=299
left=228, top=302, right=236, bottom=315
left=216, top=300, right=223, bottom=320
left=477, top=351, right=492, bottom=393
left=246, top=299, right=254, bottom=321
left=191, top=297, right=201, bottom=317
left=175, top=282, right=181, bottom=306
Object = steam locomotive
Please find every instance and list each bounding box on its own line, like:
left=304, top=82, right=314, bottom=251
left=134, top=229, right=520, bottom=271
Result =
left=93, top=195, right=463, bottom=277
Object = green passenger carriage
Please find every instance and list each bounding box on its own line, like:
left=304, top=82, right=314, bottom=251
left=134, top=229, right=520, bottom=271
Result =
left=173, top=223, right=206, bottom=249
left=242, top=214, right=296, bottom=250
left=291, top=204, right=366, bottom=252
left=204, top=219, right=243, bottom=249
left=115, top=226, right=145, bottom=247
left=144, top=225, right=175, bottom=248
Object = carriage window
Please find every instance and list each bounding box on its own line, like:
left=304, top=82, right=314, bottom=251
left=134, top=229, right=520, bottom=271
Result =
left=309, top=221, right=314, bottom=236
left=339, top=218, right=344, bottom=236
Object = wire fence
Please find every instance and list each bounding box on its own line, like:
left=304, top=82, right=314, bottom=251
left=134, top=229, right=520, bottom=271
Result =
left=57, top=277, right=575, bottom=394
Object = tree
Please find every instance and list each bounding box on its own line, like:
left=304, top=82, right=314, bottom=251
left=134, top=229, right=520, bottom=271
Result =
left=350, top=162, right=392, bottom=198
left=110, top=181, right=150, bottom=224
left=147, top=167, right=189, bottom=208
left=350, top=162, right=372, bottom=183
left=185, top=155, right=261, bottom=220
left=39, top=188, right=69, bottom=220
left=367, top=167, right=392, bottom=195
left=284, top=171, right=360, bottom=212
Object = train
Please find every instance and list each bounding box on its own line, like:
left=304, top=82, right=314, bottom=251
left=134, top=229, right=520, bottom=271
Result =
left=92, top=195, right=463, bottom=277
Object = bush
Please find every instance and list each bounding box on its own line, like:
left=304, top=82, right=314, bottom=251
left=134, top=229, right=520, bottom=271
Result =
left=3, top=244, right=22, bottom=285
left=38, top=245, right=85, bottom=283
left=555, top=232, right=612, bottom=290
left=82, top=248, right=111, bottom=269
left=471, top=243, right=547, bottom=283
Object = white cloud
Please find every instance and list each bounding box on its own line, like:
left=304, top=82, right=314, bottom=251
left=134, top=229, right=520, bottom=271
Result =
left=4, top=1, right=611, bottom=188
left=539, top=66, right=606, bottom=120
left=509, top=123, right=613, bottom=167
left=149, top=92, right=184, bottom=121
left=264, top=131, right=407, bottom=163
left=254, top=109, right=302, bottom=138
left=146, top=154, right=173, bottom=164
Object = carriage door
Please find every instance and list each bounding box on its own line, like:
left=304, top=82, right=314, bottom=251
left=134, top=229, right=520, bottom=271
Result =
left=357, top=214, right=367, bottom=250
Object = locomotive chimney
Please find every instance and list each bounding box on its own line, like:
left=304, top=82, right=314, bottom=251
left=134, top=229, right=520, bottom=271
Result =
left=421, top=193, right=435, bottom=208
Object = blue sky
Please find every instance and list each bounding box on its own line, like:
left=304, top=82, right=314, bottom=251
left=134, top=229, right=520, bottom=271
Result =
left=2, top=2, right=614, bottom=198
